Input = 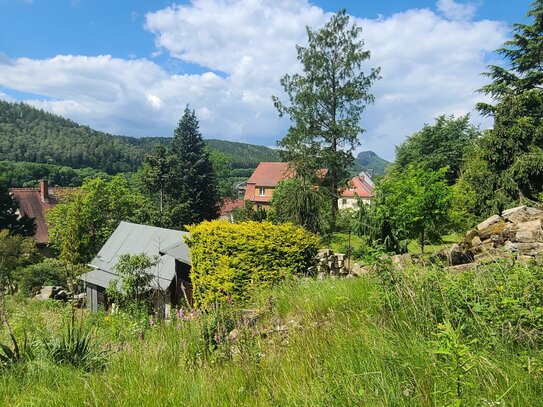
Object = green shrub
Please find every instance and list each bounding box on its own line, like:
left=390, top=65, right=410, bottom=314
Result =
left=16, top=259, right=66, bottom=296
left=186, top=220, right=321, bottom=308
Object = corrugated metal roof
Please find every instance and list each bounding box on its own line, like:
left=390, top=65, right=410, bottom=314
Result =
left=82, top=221, right=190, bottom=290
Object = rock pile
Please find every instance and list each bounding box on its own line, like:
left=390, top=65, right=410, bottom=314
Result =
left=34, top=285, right=69, bottom=301
left=315, top=249, right=350, bottom=277
left=447, top=205, right=543, bottom=267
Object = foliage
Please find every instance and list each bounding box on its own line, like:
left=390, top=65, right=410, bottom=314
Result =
left=186, top=220, right=320, bottom=307
left=1, top=273, right=542, bottom=405
left=375, top=258, right=543, bottom=346
left=374, top=166, right=453, bottom=253
left=0, top=230, right=39, bottom=293
left=0, top=178, right=36, bottom=237
left=395, top=115, right=480, bottom=184
left=138, top=144, right=175, bottom=226
left=47, top=175, right=153, bottom=264
left=16, top=259, right=66, bottom=296
left=106, top=253, right=159, bottom=311
left=432, top=321, right=477, bottom=406
left=0, top=330, right=34, bottom=369
left=209, top=150, right=235, bottom=201
left=42, top=317, right=108, bottom=371
left=468, top=2, right=543, bottom=213
left=231, top=200, right=267, bottom=223
left=269, top=177, right=330, bottom=234
left=0, top=161, right=111, bottom=188
left=167, top=106, right=220, bottom=228
left=273, top=10, right=380, bottom=228
left=0, top=100, right=279, bottom=176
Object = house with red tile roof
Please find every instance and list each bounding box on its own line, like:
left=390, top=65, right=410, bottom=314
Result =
left=219, top=198, right=245, bottom=222
left=339, top=171, right=374, bottom=210
left=243, top=162, right=293, bottom=209
left=10, top=179, right=76, bottom=245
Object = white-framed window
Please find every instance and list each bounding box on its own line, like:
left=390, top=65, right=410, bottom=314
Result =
left=342, top=198, right=347, bottom=205
left=259, top=187, right=266, bottom=196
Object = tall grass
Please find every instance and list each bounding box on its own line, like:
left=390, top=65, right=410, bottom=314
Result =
left=1, top=267, right=542, bottom=406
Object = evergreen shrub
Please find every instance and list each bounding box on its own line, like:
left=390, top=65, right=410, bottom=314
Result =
left=186, top=220, right=320, bottom=307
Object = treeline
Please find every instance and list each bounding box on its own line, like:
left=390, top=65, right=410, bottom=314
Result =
left=0, top=100, right=280, bottom=176
left=0, top=161, right=111, bottom=187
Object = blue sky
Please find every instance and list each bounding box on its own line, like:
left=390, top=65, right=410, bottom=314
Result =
left=0, top=0, right=533, bottom=160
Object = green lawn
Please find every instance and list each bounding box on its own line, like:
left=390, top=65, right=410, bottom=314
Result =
left=407, top=233, right=461, bottom=254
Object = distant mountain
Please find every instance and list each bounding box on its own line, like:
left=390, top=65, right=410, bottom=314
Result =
left=0, top=100, right=279, bottom=174
left=354, top=151, right=390, bottom=176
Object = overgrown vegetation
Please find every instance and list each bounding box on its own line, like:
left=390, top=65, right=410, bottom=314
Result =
left=1, top=257, right=542, bottom=405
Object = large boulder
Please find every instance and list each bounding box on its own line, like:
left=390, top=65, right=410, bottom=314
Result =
left=502, top=206, right=543, bottom=224
left=449, top=244, right=474, bottom=266
left=477, top=215, right=505, bottom=240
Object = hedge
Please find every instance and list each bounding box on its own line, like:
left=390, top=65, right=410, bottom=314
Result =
left=185, top=220, right=320, bottom=308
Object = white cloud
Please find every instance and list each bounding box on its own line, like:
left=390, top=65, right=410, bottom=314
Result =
left=436, top=0, right=479, bottom=21
left=0, top=0, right=507, bottom=160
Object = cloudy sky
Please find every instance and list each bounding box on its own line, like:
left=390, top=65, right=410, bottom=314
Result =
left=0, top=0, right=531, bottom=161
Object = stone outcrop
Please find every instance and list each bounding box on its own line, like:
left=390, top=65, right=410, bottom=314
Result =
left=444, top=206, right=543, bottom=267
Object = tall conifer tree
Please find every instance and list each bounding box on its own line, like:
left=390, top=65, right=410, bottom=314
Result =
left=471, top=0, right=543, bottom=211
left=167, top=106, right=219, bottom=228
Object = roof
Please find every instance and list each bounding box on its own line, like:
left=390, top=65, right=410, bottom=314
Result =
left=246, top=162, right=292, bottom=187
left=82, top=221, right=191, bottom=291
left=341, top=173, right=374, bottom=199
left=9, top=187, right=76, bottom=244
left=219, top=198, right=245, bottom=216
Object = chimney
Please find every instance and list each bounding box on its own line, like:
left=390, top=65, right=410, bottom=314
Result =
left=40, top=179, right=49, bottom=202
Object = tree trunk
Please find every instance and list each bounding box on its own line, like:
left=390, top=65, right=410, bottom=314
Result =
left=420, top=228, right=425, bottom=254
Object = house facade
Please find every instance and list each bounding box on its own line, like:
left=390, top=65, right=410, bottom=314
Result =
left=338, top=171, right=375, bottom=210
left=243, top=162, right=292, bottom=209
left=81, top=221, right=192, bottom=315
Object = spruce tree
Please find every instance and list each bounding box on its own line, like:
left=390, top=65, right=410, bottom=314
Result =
left=472, top=0, right=543, bottom=211
left=167, top=106, right=219, bottom=228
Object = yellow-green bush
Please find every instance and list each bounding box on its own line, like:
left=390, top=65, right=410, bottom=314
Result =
left=186, top=220, right=320, bottom=308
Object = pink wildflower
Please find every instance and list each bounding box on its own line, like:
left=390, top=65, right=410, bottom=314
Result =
left=149, top=319, right=155, bottom=327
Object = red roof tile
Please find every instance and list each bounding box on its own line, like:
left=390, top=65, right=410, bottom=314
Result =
left=246, top=162, right=292, bottom=187
left=10, top=187, right=77, bottom=244
left=219, top=198, right=245, bottom=216
left=341, top=175, right=374, bottom=199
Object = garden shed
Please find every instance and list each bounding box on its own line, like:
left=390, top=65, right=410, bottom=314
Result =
left=81, top=221, right=192, bottom=313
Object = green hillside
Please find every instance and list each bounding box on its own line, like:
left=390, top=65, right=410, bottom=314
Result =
left=0, top=100, right=280, bottom=175
left=354, top=150, right=390, bottom=176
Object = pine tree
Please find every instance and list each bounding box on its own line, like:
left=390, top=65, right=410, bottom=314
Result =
left=167, top=106, right=220, bottom=228
left=473, top=0, right=543, bottom=210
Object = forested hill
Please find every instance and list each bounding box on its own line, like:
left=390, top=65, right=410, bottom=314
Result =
left=0, top=100, right=280, bottom=173
left=354, top=150, right=390, bottom=176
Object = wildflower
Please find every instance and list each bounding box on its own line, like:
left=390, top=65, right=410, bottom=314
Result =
left=149, top=319, right=155, bottom=327
left=437, top=323, right=445, bottom=331
left=178, top=308, right=185, bottom=320
left=104, top=315, right=111, bottom=322
left=227, top=294, right=233, bottom=304
left=177, top=324, right=183, bottom=331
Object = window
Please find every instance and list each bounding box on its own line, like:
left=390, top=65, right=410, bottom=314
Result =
left=259, top=187, right=266, bottom=196
left=341, top=199, right=347, bottom=205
